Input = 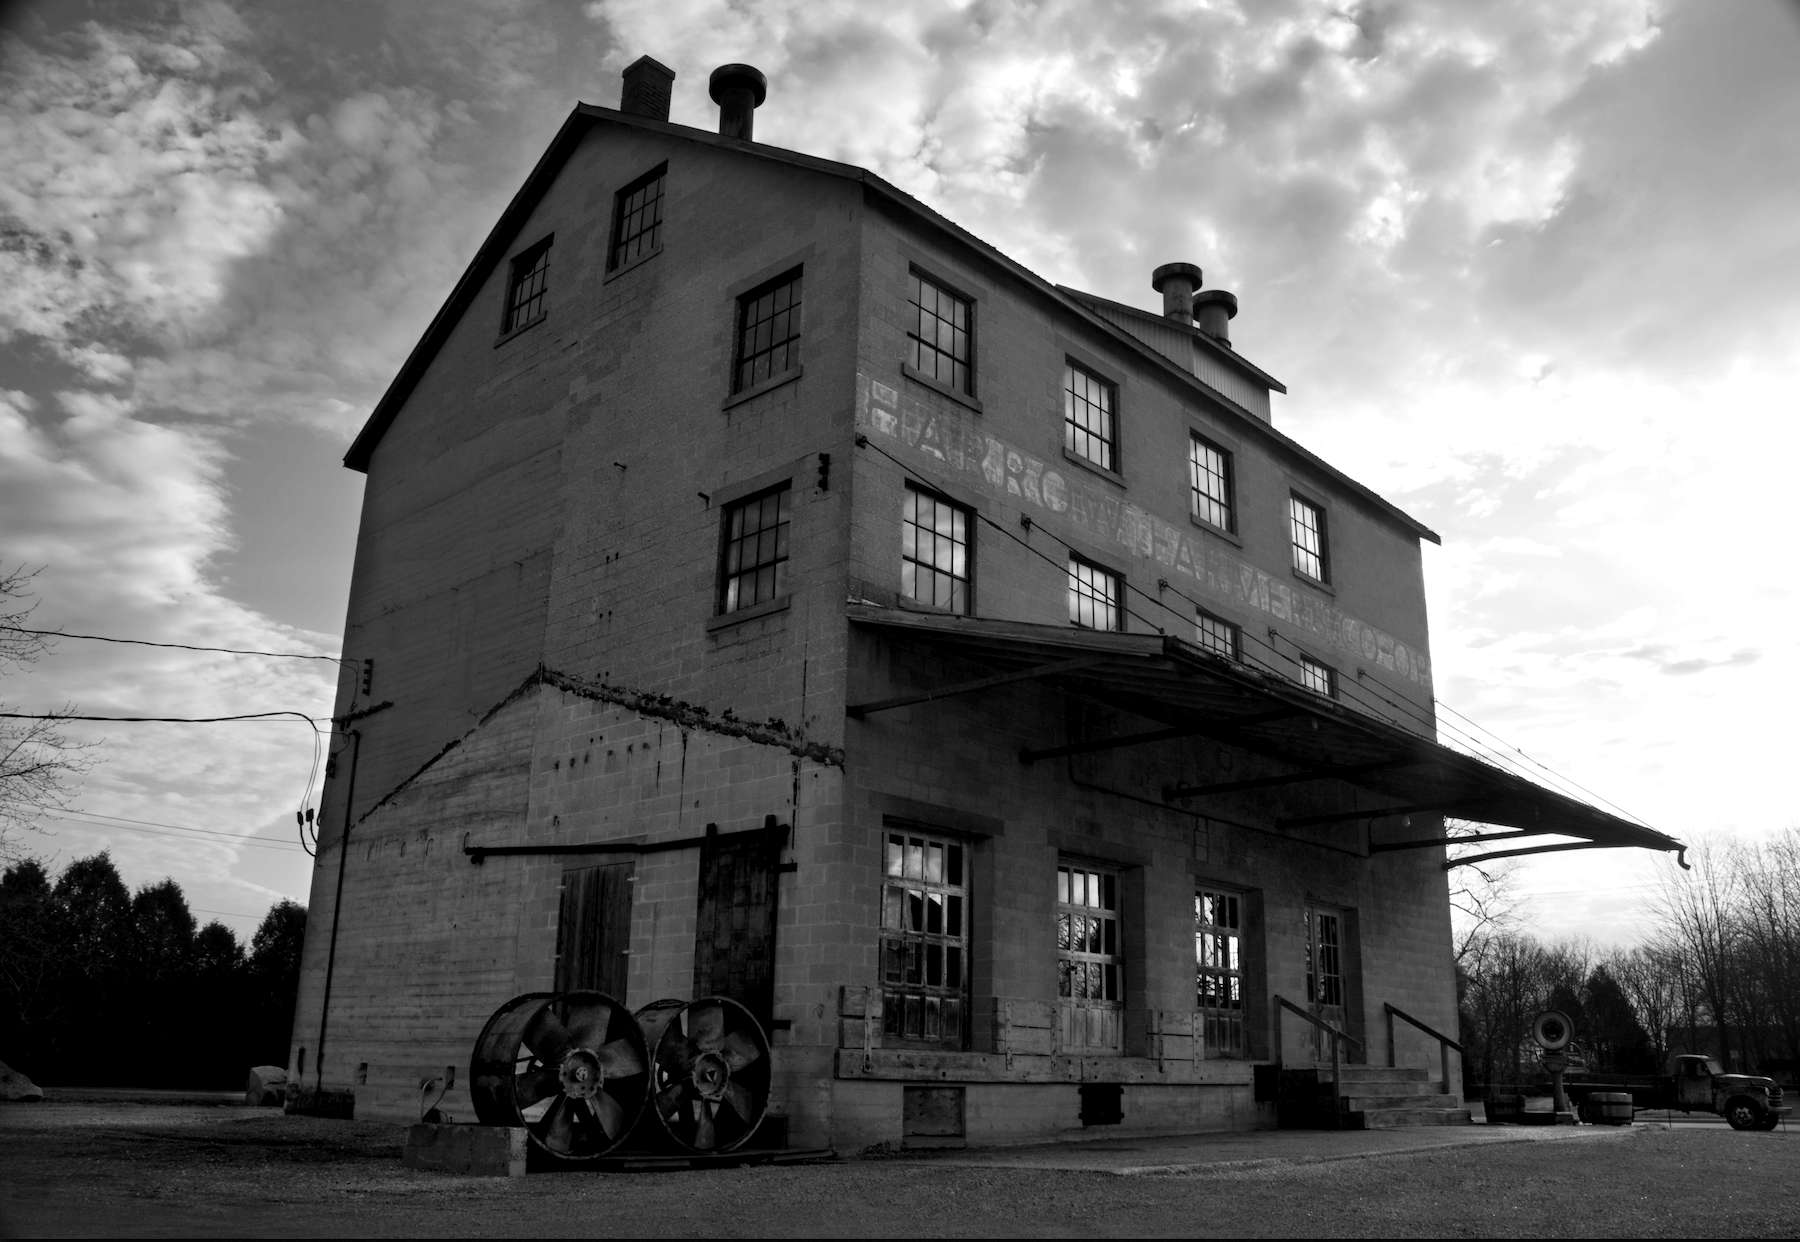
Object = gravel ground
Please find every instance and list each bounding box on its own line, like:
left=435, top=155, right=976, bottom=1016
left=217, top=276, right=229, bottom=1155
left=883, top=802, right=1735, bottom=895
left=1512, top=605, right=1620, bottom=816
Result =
left=2, top=1100, right=1796, bottom=1238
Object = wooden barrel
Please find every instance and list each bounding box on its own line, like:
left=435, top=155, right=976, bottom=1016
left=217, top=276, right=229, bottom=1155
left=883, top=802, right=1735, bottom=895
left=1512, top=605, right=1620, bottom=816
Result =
left=1589, top=1091, right=1634, bottom=1125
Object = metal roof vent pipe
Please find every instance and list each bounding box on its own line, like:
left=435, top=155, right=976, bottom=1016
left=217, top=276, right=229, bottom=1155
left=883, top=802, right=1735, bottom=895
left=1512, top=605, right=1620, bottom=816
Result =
left=1151, top=262, right=1203, bottom=322
left=709, top=64, right=767, bottom=140
left=620, top=56, right=676, bottom=122
left=1193, top=289, right=1238, bottom=348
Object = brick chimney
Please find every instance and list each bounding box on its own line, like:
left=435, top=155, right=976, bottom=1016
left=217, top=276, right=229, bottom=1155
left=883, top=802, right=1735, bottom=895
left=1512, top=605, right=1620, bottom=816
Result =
left=1151, top=262, right=1202, bottom=322
left=620, top=56, right=675, bottom=122
left=1193, top=289, right=1238, bottom=347
left=708, top=64, right=767, bottom=140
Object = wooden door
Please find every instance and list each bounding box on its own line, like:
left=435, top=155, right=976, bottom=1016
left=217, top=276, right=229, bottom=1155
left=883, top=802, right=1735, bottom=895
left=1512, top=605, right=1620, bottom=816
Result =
left=1305, top=905, right=1347, bottom=1063
left=694, top=826, right=782, bottom=1024
left=555, top=861, right=635, bottom=998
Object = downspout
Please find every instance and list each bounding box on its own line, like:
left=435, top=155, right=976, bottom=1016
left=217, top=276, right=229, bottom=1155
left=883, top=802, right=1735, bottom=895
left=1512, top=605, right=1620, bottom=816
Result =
left=315, top=726, right=362, bottom=1089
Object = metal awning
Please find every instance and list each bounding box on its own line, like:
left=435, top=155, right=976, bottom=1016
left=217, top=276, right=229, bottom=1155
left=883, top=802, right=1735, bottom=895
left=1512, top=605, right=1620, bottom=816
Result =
left=846, top=606, right=1684, bottom=868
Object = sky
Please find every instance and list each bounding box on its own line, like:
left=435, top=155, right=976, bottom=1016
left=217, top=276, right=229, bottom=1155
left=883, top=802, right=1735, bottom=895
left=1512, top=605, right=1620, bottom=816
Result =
left=0, top=0, right=1795, bottom=946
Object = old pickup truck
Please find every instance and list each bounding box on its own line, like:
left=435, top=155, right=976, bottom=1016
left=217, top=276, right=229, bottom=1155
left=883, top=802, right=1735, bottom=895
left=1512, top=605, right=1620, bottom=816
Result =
left=1566, top=1054, right=1790, bottom=1130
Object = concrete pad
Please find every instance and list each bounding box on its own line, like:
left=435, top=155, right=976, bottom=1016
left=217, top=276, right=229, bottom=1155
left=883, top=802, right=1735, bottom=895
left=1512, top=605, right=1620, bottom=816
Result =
left=403, top=1122, right=528, bottom=1177
left=911, top=1122, right=1631, bottom=1175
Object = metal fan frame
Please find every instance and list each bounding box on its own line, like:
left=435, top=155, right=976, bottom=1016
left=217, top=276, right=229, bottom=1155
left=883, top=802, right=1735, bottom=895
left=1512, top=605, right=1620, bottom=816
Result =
left=636, top=996, right=772, bottom=1154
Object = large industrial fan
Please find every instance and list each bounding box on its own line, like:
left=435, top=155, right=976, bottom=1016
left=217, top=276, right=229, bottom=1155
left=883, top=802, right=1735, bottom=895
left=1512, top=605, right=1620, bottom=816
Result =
left=471, top=990, right=649, bottom=1159
left=635, top=997, right=771, bottom=1152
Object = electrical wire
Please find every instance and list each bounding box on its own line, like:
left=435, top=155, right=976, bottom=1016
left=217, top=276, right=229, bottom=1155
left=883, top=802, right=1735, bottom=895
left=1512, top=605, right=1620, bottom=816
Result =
left=0, top=710, right=322, bottom=728
left=37, top=810, right=308, bottom=853
left=0, top=625, right=352, bottom=666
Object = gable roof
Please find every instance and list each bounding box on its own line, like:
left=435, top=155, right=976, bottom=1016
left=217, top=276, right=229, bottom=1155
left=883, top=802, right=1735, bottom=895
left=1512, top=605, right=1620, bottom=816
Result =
left=342, top=103, right=1439, bottom=545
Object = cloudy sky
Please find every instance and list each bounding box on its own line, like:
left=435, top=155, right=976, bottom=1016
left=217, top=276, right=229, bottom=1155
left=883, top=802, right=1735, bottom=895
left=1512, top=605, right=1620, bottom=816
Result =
left=1, top=0, right=1794, bottom=944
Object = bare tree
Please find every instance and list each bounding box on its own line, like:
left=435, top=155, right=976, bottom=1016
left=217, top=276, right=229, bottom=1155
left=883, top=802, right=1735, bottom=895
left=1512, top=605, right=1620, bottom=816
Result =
left=1736, top=827, right=1800, bottom=1068
left=1446, top=818, right=1526, bottom=967
left=0, top=567, right=94, bottom=860
left=1652, top=836, right=1743, bottom=1067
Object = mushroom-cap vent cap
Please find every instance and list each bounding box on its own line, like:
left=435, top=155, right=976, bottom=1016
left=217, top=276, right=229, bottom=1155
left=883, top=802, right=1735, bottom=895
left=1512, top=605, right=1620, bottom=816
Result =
left=1193, top=289, right=1239, bottom=319
left=709, top=64, right=768, bottom=106
left=1151, top=262, right=1204, bottom=292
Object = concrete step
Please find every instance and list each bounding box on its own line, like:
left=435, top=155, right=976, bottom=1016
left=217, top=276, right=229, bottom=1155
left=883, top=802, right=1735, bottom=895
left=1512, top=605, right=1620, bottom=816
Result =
left=1343, top=1093, right=1462, bottom=1112
left=1334, top=1066, right=1430, bottom=1083
left=1352, top=1107, right=1474, bottom=1129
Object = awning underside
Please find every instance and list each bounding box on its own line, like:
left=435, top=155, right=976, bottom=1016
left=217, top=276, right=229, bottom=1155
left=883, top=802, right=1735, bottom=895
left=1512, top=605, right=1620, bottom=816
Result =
left=847, top=607, right=1683, bottom=866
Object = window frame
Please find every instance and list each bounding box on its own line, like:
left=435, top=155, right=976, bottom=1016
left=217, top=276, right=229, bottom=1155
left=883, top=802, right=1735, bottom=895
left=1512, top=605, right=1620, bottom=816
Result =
left=879, top=828, right=971, bottom=1050
left=1067, top=554, right=1124, bottom=633
left=500, top=235, right=553, bottom=336
left=1063, top=359, right=1119, bottom=474
left=1189, top=434, right=1236, bottom=534
left=607, top=162, right=667, bottom=272
left=732, top=267, right=804, bottom=394
left=900, top=482, right=973, bottom=615
left=905, top=267, right=976, bottom=396
left=1194, top=887, right=1246, bottom=1059
left=1195, top=609, right=1241, bottom=661
left=716, top=483, right=793, bottom=616
left=1289, top=492, right=1330, bottom=583
left=1057, top=859, right=1124, bottom=1055
left=1299, top=655, right=1338, bottom=699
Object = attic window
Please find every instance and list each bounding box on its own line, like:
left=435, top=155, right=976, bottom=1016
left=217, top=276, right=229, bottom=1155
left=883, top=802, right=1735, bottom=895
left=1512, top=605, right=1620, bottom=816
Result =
left=503, top=237, right=551, bottom=333
left=609, top=163, right=666, bottom=270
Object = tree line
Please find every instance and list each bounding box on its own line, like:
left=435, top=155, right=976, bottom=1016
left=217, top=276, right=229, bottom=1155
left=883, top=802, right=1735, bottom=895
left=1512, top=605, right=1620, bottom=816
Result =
left=1456, top=827, right=1800, bottom=1090
left=0, top=851, right=304, bottom=1088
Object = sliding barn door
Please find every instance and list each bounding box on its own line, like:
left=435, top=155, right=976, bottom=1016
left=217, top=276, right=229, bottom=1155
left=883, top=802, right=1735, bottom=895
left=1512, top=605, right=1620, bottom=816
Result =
left=555, top=861, right=635, bottom=998
left=693, top=827, right=782, bottom=1024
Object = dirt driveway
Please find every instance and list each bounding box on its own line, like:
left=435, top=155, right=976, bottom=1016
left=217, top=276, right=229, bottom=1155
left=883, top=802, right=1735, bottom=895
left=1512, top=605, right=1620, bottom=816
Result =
left=2, top=1099, right=1795, bottom=1238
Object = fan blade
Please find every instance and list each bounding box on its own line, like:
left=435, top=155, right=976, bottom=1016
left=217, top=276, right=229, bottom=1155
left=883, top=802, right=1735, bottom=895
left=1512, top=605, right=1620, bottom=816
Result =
left=521, top=1006, right=578, bottom=1066
left=565, top=998, right=613, bottom=1051
left=662, top=1035, right=699, bottom=1074
left=513, top=1065, right=563, bottom=1109
left=718, top=1030, right=762, bottom=1071
left=538, top=1096, right=577, bottom=1155
left=591, top=1089, right=627, bottom=1139
left=596, top=1038, right=645, bottom=1079
left=656, top=1082, right=688, bottom=1118
left=721, top=1079, right=755, bottom=1122
left=692, top=1099, right=717, bottom=1151
left=688, top=1002, right=726, bottom=1051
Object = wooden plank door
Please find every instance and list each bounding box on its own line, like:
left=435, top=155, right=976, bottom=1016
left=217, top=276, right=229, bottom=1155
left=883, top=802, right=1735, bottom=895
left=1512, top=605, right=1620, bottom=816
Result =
left=555, top=861, right=635, bottom=998
left=694, top=826, right=781, bottom=1024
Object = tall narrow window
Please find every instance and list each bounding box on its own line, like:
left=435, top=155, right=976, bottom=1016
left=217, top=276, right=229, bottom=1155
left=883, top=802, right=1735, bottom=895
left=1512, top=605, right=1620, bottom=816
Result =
left=1195, top=610, right=1240, bottom=660
left=1068, top=556, right=1122, bottom=632
left=1299, top=656, right=1337, bottom=699
left=1057, top=862, right=1122, bottom=1054
left=901, top=484, right=971, bottom=614
left=609, top=163, right=666, bottom=270
left=503, top=237, right=551, bottom=332
left=907, top=271, right=973, bottom=394
left=1190, top=436, right=1234, bottom=532
left=1290, top=494, right=1328, bottom=581
left=881, top=830, right=968, bottom=1047
left=1195, top=889, right=1244, bottom=1058
left=719, top=485, right=791, bottom=613
left=1063, top=362, right=1117, bottom=472
left=734, top=269, right=803, bottom=392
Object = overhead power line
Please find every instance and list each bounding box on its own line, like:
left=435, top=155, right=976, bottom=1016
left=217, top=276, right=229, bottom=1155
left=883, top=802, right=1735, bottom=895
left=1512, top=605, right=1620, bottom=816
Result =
left=0, top=625, right=350, bottom=666
left=0, top=710, right=321, bottom=730
left=39, top=810, right=308, bottom=853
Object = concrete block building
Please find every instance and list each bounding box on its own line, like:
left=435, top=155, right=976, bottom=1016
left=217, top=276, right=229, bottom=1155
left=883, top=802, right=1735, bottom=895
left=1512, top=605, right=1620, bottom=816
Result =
left=290, top=56, right=1682, bottom=1149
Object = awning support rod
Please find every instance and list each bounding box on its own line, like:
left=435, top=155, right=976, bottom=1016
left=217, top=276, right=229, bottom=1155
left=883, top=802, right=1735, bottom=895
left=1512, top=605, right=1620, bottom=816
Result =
left=1019, top=707, right=1300, bottom=764
left=845, top=655, right=1109, bottom=719
left=1369, top=828, right=1545, bottom=853
left=1165, top=758, right=1423, bottom=801
left=1278, top=798, right=1493, bottom=829
left=1445, top=840, right=1632, bottom=870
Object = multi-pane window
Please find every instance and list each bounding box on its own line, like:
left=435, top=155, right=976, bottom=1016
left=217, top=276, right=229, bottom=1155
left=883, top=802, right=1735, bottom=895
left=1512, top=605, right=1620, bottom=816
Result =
left=735, top=270, right=803, bottom=392
left=719, top=486, right=791, bottom=614
left=1190, top=436, right=1234, bottom=532
left=881, top=831, right=968, bottom=1047
left=1068, top=556, right=1122, bottom=632
left=1290, top=494, right=1329, bottom=581
left=1299, top=656, right=1337, bottom=699
left=901, top=485, right=971, bottom=614
left=1195, top=889, right=1244, bottom=1058
left=907, top=271, right=972, bottom=394
left=1057, top=862, right=1122, bottom=1054
left=1195, top=610, right=1240, bottom=660
left=503, top=238, right=551, bottom=332
left=609, top=164, right=665, bottom=270
left=1063, top=362, right=1117, bottom=472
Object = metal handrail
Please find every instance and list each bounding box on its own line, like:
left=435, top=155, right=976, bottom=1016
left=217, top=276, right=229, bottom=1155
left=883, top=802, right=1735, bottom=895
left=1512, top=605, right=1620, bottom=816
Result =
left=1274, top=994, right=1363, bottom=1125
left=1384, top=1002, right=1462, bottom=1093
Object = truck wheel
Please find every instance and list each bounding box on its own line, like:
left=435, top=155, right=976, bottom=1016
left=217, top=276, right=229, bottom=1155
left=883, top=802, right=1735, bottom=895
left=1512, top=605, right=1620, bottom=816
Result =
left=1756, top=1113, right=1782, bottom=1131
left=1724, top=1097, right=1765, bottom=1131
